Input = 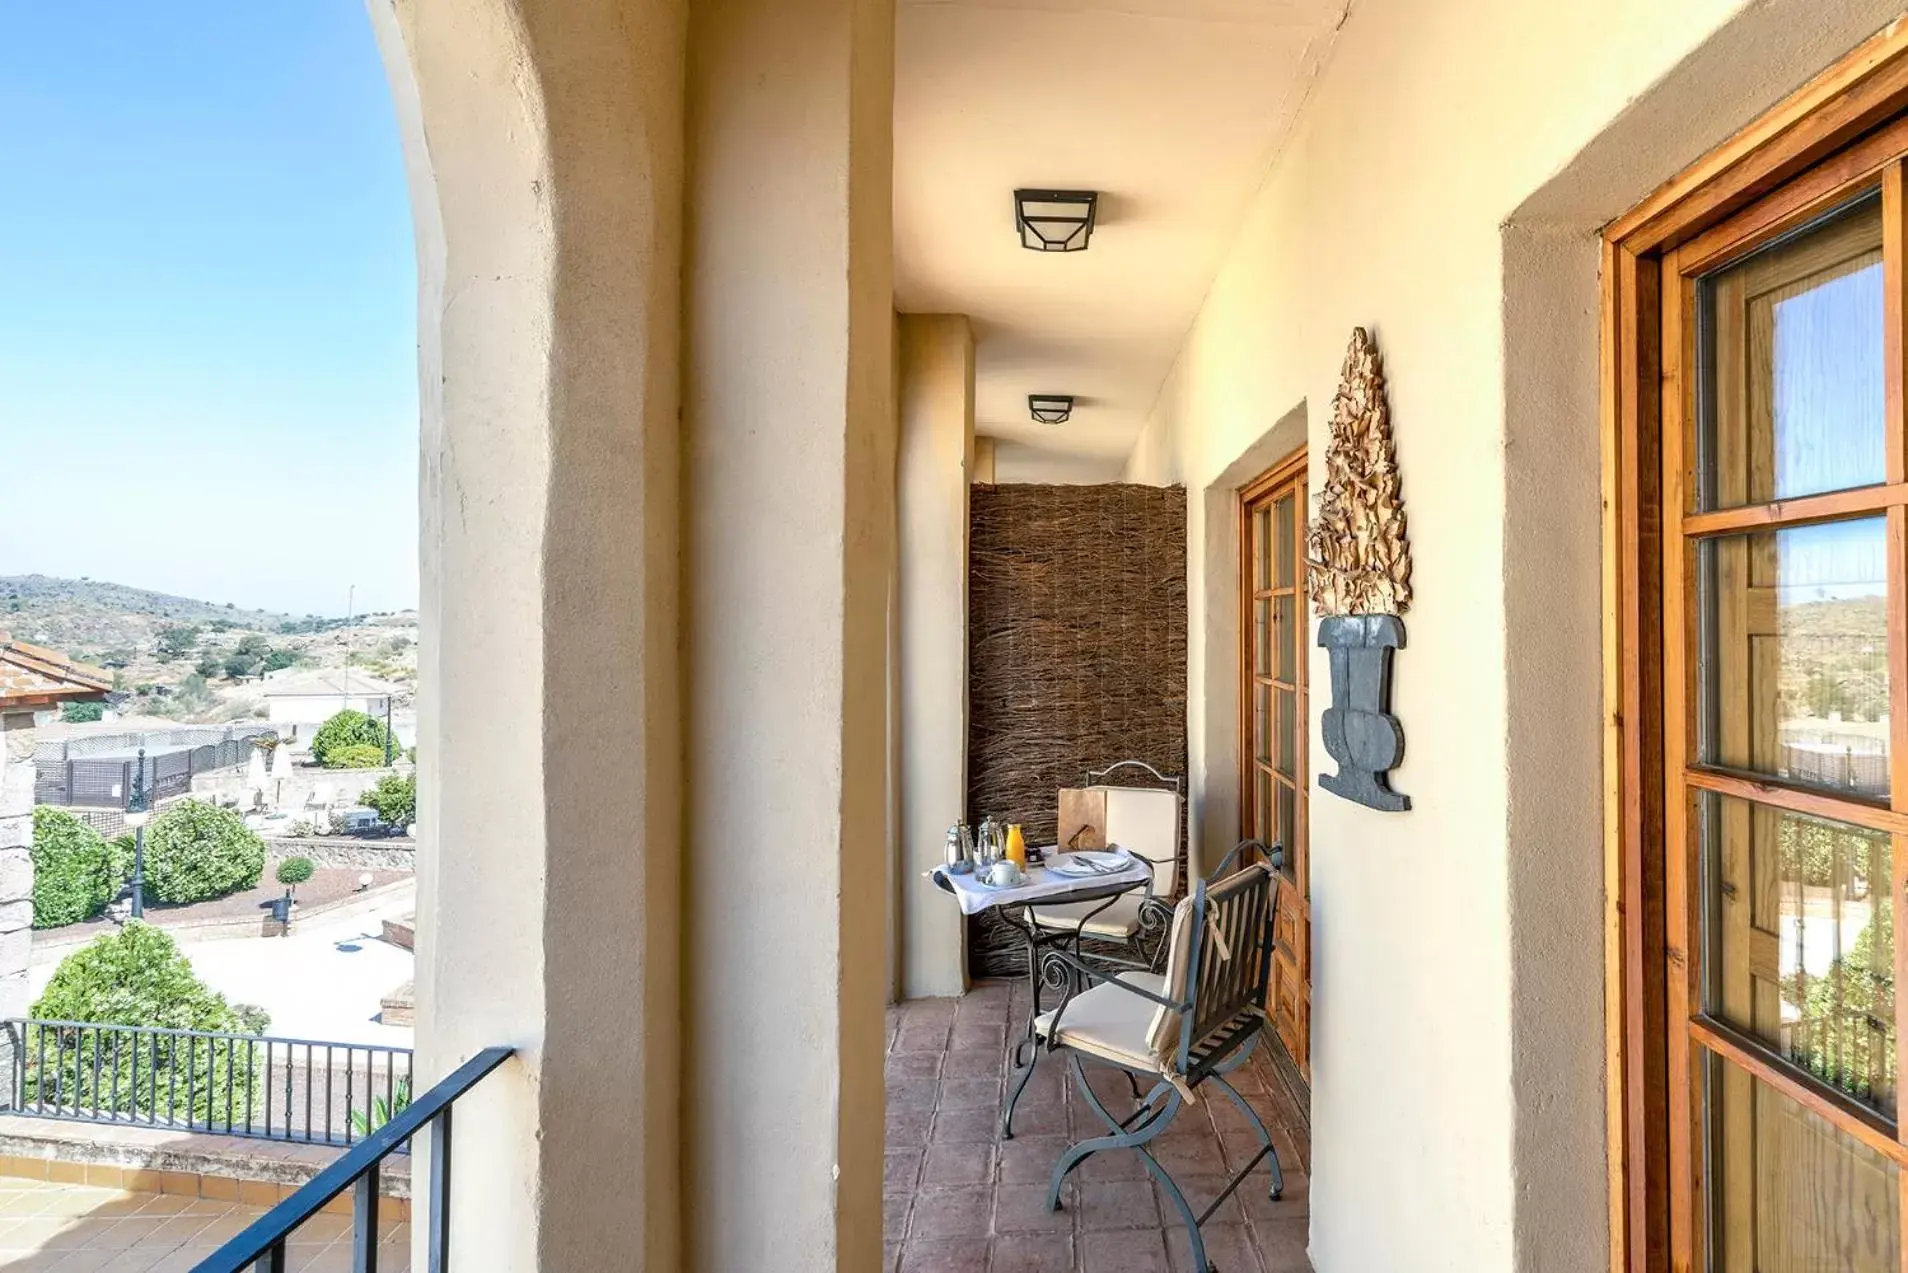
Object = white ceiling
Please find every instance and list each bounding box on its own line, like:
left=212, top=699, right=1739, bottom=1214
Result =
left=894, top=0, right=1348, bottom=478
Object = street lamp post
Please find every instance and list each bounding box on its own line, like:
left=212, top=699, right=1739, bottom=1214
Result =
left=125, top=748, right=151, bottom=919
left=383, top=697, right=395, bottom=767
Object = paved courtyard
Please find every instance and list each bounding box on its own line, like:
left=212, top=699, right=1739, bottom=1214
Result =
left=886, top=982, right=1312, bottom=1273
left=29, top=893, right=415, bottom=1050
left=0, top=1178, right=406, bottom=1271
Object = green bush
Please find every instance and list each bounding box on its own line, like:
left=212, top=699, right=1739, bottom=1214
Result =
left=274, top=857, right=315, bottom=889
left=327, top=743, right=387, bottom=769
left=144, top=800, right=266, bottom=904
left=309, top=710, right=394, bottom=768
left=29, top=808, right=118, bottom=929
left=58, top=701, right=103, bottom=724
left=363, top=773, right=416, bottom=829
left=28, top=923, right=267, bottom=1123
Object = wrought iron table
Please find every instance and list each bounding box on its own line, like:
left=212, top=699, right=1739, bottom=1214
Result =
left=931, top=854, right=1168, bottom=1138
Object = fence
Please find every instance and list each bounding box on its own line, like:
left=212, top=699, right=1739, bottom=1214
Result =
left=1781, top=738, right=1889, bottom=798
left=33, top=725, right=277, bottom=810
left=3, top=1019, right=413, bottom=1149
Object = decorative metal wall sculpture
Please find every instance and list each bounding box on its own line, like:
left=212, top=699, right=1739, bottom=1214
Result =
left=1306, top=327, right=1412, bottom=812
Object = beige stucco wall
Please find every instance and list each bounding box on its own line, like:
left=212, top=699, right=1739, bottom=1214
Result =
left=897, top=315, right=974, bottom=998
left=1122, top=1, right=1908, bottom=1269
left=683, top=0, right=894, bottom=1269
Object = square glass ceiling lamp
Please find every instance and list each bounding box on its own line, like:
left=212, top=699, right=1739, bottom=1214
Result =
left=1014, top=190, right=1098, bottom=252
left=1029, top=394, right=1074, bottom=424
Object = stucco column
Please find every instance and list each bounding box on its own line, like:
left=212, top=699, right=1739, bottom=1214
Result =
left=380, top=0, right=685, bottom=1268
left=972, top=436, right=997, bottom=484
left=682, top=0, right=894, bottom=1268
left=897, top=314, right=974, bottom=999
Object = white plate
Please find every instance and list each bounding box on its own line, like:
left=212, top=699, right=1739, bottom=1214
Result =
left=1045, top=851, right=1130, bottom=878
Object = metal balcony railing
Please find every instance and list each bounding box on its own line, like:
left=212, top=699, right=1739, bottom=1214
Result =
left=194, top=1046, right=514, bottom=1273
left=3, top=1019, right=414, bottom=1148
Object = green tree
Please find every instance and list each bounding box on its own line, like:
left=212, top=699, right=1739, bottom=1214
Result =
left=274, top=857, right=315, bottom=898
left=154, top=625, right=200, bottom=662
left=144, top=800, right=267, bottom=904
left=363, top=773, right=416, bottom=829
left=28, top=923, right=268, bottom=1123
left=58, top=701, right=104, bottom=724
left=309, top=710, right=395, bottom=768
left=28, top=808, right=119, bottom=928
left=195, top=655, right=224, bottom=679
left=327, top=743, right=387, bottom=769
left=261, top=648, right=297, bottom=673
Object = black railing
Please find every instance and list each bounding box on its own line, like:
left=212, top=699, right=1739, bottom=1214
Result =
left=195, top=1046, right=514, bottom=1273
left=4, top=1019, right=413, bottom=1147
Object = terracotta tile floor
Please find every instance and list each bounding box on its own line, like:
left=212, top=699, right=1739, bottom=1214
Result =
left=0, top=1179, right=408, bottom=1271
left=886, top=981, right=1312, bottom=1273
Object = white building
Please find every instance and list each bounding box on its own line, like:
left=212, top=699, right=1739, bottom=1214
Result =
left=259, top=670, right=403, bottom=746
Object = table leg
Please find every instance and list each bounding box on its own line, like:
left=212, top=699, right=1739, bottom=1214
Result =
left=1001, top=914, right=1043, bottom=1140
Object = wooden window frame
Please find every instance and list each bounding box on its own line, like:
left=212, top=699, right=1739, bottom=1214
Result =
left=1604, top=17, right=1908, bottom=1273
left=1239, top=446, right=1310, bottom=1075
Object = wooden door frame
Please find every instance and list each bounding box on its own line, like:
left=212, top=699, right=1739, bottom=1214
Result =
left=1238, top=445, right=1310, bottom=1077
left=1603, top=18, right=1908, bottom=1273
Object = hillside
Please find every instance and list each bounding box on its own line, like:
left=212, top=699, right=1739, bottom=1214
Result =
left=1, top=575, right=293, bottom=651
left=1, top=575, right=416, bottom=725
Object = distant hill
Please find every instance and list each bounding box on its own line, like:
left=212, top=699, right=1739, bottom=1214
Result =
left=0, top=575, right=299, bottom=657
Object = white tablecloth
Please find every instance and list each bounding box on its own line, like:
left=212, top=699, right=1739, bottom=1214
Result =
left=930, top=848, right=1153, bottom=916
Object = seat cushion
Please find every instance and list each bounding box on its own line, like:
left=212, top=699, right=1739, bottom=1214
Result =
left=1028, top=892, right=1144, bottom=940
left=1034, top=972, right=1167, bottom=1070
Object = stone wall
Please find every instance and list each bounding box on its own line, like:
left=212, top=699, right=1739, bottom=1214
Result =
left=0, top=750, right=34, bottom=1106
left=267, top=837, right=416, bottom=871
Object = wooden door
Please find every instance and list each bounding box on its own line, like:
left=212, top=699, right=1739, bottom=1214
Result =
left=1661, top=170, right=1907, bottom=1272
left=1242, top=450, right=1310, bottom=1080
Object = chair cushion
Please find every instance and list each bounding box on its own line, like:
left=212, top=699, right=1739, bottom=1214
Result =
left=1034, top=972, right=1167, bottom=1070
left=1101, top=786, right=1181, bottom=896
left=1028, top=893, right=1144, bottom=940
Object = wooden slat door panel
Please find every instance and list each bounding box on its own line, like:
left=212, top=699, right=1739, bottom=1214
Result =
left=1242, top=450, right=1309, bottom=1081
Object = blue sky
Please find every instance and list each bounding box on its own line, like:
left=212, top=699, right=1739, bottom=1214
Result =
left=0, top=3, right=416, bottom=616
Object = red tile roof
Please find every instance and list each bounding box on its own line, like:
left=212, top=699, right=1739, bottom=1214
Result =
left=0, top=636, right=112, bottom=710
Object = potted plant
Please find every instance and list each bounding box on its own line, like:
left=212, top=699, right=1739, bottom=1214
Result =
left=272, top=856, right=315, bottom=927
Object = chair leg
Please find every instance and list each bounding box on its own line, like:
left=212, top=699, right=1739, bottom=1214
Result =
left=1001, top=1034, right=1039, bottom=1141
left=1046, top=1056, right=1175, bottom=1208
left=1205, top=1070, right=1284, bottom=1201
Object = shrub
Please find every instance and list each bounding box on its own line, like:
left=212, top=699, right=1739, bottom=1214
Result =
left=275, top=857, right=315, bottom=890
left=29, top=808, right=118, bottom=928
left=144, top=800, right=266, bottom=904
left=363, top=773, right=416, bottom=829
left=309, top=711, right=394, bottom=768
left=327, top=743, right=387, bottom=770
left=28, top=923, right=267, bottom=1122
left=59, top=701, right=104, bottom=724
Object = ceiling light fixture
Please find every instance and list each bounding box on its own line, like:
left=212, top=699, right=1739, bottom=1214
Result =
left=1029, top=394, right=1075, bottom=425
left=1014, top=189, right=1098, bottom=252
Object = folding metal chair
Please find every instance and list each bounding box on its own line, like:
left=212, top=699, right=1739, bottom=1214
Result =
left=1033, top=841, right=1284, bottom=1273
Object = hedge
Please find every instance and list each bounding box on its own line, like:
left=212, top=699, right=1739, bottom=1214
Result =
left=29, top=808, right=118, bottom=928
left=145, top=800, right=267, bottom=904
left=29, top=923, right=268, bottom=1123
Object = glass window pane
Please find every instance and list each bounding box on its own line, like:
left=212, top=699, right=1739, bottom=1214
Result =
left=1705, top=1051, right=1900, bottom=1272
left=1253, top=767, right=1272, bottom=846
left=1699, top=791, right=1895, bottom=1117
left=1698, top=192, right=1885, bottom=510
left=1699, top=518, right=1890, bottom=800
left=1274, top=494, right=1295, bottom=588
left=1274, top=594, right=1296, bottom=682
left=1254, top=598, right=1271, bottom=677
left=1275, top=688, right=1296, bottom=778
left=1253, top=681, right=1270, bottom=765
left=1273, top=780, right=1295, bottom=879
left=1254, top=508, right=1272, bottom=591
